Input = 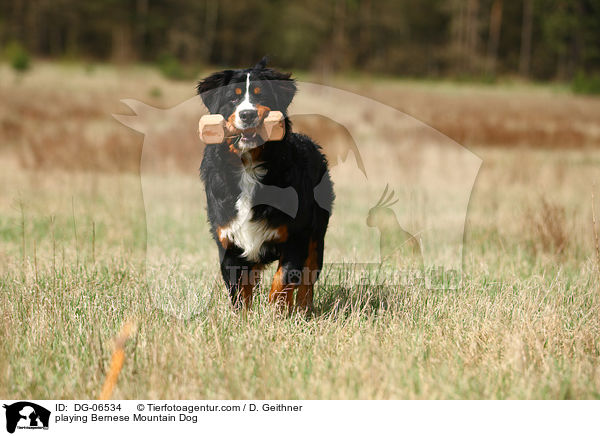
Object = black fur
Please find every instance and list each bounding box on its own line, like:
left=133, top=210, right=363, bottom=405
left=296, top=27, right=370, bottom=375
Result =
left=197, top=58, right=334, bottom=308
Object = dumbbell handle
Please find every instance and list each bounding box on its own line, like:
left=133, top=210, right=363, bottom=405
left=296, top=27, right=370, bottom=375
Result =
left=198, top=111, right=285, bottom=144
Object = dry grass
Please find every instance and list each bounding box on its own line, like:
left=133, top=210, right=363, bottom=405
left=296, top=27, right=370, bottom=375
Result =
left=526, top=197, right=569, bottom=256
left=1, top=63, right=600, bottom=399
left=342, top=78, right=600, bottom=149
left=2, top=63, right=600, bottom=174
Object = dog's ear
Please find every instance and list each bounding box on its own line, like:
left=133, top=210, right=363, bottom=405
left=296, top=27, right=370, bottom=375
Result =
left=260, top=69, right=297, bottom=112
left=196, top=70, right=233, bottom=113
left=254, top=56, right=268, bottom=70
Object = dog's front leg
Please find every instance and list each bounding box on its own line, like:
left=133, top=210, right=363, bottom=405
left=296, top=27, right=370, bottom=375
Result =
left=220, top=250, right=257, bottom=310
left=269, top=263, right=296, bottom=312
left=240, top=265, right=263, bottom=309
left=269, top=237, right=309, bottom=313
left=295, top=239, right=323, bottom=313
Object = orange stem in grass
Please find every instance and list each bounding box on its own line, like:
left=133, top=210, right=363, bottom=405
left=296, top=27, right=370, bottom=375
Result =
left=99, top=321, right=133, bottom=400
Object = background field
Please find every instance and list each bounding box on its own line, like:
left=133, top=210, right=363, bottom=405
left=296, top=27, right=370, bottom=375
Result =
left=1, top=62, right=600, bottom=399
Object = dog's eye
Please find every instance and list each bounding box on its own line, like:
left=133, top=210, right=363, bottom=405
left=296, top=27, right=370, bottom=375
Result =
left=253, top=87, right=261, bottom=94
left=235, top=88, right=242, bottom=95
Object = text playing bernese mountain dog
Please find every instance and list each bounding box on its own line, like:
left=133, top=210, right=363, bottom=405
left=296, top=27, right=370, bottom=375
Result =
left=197, top=58, right=334, bottom=312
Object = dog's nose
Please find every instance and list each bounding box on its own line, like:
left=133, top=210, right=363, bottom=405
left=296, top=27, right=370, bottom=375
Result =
left=239, top=109, right=258, bottom=124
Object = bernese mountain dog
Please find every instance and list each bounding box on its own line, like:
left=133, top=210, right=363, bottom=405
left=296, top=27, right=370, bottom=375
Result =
left=197, top=57, right=334, bottom=312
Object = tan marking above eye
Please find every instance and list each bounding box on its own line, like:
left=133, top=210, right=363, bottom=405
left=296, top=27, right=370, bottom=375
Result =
left=254, top=87, right=261, bottom=94
left=235, top=87, right=242, bottom=95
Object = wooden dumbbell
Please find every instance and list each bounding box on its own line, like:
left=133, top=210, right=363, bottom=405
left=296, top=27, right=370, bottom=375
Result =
left=198, top=111, right=285, bottom=144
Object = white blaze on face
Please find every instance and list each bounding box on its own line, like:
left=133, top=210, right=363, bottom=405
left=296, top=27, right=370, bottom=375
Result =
left=233, top=73, right=257, bottom=130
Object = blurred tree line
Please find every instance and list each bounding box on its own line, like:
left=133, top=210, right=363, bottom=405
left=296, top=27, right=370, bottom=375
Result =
left=1, top=0, right=599, bottom=81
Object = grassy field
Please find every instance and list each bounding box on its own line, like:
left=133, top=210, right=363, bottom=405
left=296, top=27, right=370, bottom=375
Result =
left=1, top=63, right=600, bottom=399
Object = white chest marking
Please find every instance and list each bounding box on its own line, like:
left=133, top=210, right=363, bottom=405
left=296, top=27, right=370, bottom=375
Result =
left=218, top=164, right=281, bottom=261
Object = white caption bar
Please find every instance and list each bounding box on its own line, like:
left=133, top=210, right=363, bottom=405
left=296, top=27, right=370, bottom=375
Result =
left=0, top=400, right=596, bottom=435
